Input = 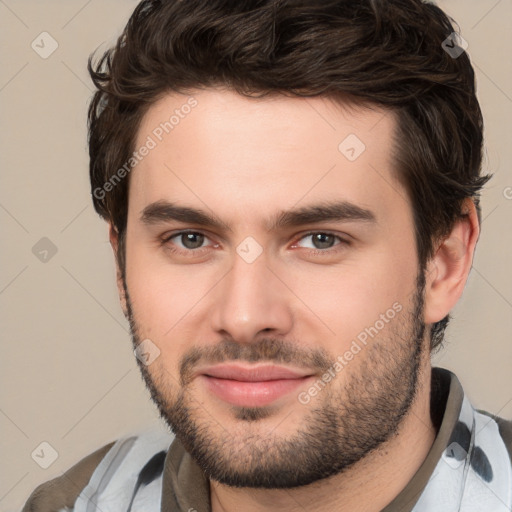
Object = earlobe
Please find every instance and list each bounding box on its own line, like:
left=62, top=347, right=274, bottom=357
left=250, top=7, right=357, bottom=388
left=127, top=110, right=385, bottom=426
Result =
left=108, top=223, right=129, bottom=319
left=423, top=199, right=480, bottom=324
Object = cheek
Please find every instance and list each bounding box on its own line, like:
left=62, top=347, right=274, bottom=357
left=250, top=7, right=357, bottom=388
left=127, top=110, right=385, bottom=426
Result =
left=285, top=246, right=418, bottom=346
left=125, top=245, right=216, bottom=339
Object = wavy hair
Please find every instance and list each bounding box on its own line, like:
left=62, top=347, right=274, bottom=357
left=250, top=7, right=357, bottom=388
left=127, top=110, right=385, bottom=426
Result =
left=88, top=0, right=491, bottom=351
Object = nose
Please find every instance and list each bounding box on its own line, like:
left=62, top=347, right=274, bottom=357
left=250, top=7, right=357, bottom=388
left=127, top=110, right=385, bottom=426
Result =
left=209, top=249, right=294, bottom=344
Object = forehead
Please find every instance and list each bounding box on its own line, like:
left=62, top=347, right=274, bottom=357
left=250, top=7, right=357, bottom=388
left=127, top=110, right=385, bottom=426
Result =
left=129, top=88, right=408, bottom=228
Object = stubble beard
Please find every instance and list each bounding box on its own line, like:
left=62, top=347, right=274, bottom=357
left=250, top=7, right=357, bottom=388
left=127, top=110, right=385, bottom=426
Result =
left=123, top=271, right=427, bottom=489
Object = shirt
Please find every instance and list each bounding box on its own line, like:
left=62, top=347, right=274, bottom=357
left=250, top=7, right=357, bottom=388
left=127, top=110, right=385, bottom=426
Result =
left=22, top=367, right=512, bottom=511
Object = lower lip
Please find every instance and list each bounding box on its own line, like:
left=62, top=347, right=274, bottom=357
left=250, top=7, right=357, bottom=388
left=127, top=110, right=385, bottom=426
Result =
left=200, top=375, right=313, bottom=407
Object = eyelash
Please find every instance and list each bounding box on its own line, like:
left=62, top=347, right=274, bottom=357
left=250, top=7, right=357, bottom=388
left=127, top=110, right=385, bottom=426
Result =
left=161, top=230, right=350, bottom=258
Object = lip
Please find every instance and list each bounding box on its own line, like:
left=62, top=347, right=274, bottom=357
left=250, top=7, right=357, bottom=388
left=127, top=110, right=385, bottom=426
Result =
left=196, top=364, right=314, bottom=407
left=197, top=363, right=313, bottom=381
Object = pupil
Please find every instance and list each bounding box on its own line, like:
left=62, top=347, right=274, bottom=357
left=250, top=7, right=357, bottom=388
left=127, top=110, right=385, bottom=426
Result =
left=313, top=233, right=333, bottom=249
left=183, top=233, right=204, bottom=249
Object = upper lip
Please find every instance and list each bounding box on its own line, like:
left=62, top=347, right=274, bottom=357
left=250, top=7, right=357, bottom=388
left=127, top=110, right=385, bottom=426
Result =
left=197, top=364, right=313, bottom=382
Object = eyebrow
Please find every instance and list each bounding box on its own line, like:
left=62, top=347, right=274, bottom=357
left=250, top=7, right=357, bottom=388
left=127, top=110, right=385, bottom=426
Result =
left=268, top=200, right=376, bottom=231
left=140, top=199, right=376, bottom=232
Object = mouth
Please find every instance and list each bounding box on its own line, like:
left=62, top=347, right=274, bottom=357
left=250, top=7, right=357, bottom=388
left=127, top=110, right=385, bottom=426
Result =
left=196, top=364, right=315, bottom=407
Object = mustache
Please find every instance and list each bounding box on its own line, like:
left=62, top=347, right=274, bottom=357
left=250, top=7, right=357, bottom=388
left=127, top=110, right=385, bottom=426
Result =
left=179, top=337, right=333, bottom=386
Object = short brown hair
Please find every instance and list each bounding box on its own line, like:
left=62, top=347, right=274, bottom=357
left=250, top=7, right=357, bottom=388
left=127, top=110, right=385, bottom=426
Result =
left=87, top=0, right=491, bottom=352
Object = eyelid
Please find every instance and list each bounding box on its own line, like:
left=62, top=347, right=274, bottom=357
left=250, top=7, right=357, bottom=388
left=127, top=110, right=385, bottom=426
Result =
left=291, top=230, right=350, bottom=250
left=162, top=230, right=217, bottom=248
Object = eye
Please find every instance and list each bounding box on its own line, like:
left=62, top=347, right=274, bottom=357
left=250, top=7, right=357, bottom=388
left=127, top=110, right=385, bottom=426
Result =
left=293, top=232, right=349, bottom=253
left=162, top=231, right=215, bottom=254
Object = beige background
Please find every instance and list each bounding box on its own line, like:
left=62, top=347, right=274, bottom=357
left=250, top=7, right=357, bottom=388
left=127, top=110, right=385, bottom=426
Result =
left=1, top=1, right=511, bottom=510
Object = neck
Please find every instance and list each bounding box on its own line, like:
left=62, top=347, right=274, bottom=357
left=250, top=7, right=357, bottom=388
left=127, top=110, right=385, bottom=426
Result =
left=210, top=360, right=436, bottom=512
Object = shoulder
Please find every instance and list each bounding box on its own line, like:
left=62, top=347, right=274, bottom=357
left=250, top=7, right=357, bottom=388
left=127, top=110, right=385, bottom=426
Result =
left=22, top=429, right=175, bottom=512
left=22, top=441, right=115, bottom=512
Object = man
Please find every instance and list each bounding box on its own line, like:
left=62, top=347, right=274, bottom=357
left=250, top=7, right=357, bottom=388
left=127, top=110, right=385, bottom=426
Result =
left=23, top=0, right=512, bottom=511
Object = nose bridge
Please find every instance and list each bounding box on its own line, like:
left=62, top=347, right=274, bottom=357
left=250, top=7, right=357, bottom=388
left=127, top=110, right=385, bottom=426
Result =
left=210, top=245, right=293, bottom=343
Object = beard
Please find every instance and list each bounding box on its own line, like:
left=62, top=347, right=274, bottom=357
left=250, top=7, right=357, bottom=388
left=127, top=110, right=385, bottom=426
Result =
left=122, top=270, right=427, bottom=489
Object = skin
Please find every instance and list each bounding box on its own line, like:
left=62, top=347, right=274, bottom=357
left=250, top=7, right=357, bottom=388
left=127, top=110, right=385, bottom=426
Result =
left=109, top=87, right=480, bottom=512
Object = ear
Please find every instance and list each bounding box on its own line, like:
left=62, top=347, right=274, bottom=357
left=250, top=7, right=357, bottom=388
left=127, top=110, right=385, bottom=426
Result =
left=423, top=198, right=480, bottom=324
left=109, top=223, right=129, bottom=319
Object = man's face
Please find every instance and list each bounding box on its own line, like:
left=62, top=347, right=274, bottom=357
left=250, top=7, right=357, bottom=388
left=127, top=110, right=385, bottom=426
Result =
left=119, top=88, right=428, bottom=487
